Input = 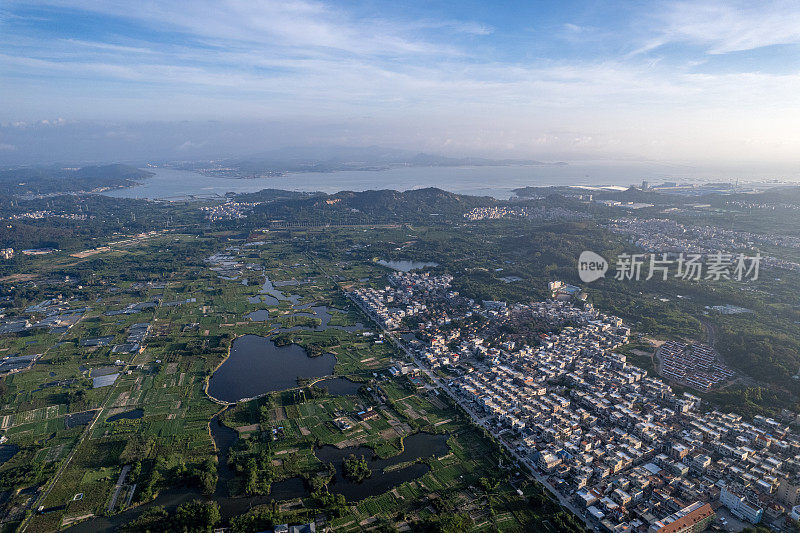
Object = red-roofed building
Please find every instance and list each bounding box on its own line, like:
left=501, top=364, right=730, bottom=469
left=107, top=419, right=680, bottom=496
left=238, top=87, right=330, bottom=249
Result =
left=648, top=502, right=715, bottom=533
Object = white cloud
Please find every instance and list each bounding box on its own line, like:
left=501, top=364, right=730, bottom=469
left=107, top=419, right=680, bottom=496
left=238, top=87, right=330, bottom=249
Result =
left=38, top=117, right=67, bottom=126
left=2, top=0, right=800, bottom=166
left=24, top=0, right=462, bottom=57
left=563, top=23, right=584, bottom=33
left=63, top=39, right=154, bottom=54
left=640, top=0, right=800, bottom=54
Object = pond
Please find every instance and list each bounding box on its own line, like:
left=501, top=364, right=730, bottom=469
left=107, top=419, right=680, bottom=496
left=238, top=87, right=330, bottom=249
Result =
left=267, top=477, right=309, bottom=500
left=244, top=309, right=269, bottom=321
left=314, top=432, right=449, bottom=501
left=314, top=377, right=363, bottom=396
left=376, top=260, right=439, bottom=272
left=64, top=410, right=98, bottom=429
left=67, top=408, right=310, bottom=533
left=90, top=366, right=119, bottom=377
left=261, top=294, right=280, bottom=306
left=260, top=275, right=301, bottom=305
left=0, top=444, right=19, bottom=465
left=276, top=305, right=365, bottom=333
left=106, top=409, right=144, bottom=423
left=207, top=335, right=336, bottom=403
left=66, top=429, right=447, bottom=532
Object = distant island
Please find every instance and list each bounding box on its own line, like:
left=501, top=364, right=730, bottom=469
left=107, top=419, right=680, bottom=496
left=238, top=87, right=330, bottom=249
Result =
left=1, top=148, right=570, bottom=197
left=0, top=164, right=153, bottom=198
left=169, top=146, right=567, bottom=179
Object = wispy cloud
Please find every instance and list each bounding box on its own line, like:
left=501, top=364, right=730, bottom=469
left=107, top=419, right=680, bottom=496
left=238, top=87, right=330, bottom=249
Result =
left=63, top=39, right=154, bottom=54
left=25, top=0, right=465, bottom=57
left=633, top=0, right=800, bottom=55
left=2, top=0, right=800, bottom=165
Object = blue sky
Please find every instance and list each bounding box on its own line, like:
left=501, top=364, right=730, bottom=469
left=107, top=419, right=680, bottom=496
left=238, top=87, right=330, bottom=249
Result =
left=2, top=0, right=800, bottom=165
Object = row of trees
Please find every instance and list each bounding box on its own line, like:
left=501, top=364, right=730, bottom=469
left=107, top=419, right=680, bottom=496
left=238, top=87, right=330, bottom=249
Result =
left=132, top=455, right=218, bottom=503
left=123, top=500, right=221, bottom=532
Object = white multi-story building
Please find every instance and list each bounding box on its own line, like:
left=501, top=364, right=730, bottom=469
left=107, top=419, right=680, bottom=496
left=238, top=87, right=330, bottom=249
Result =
left=778, top=476, right=800, bottom=507
left=720, top=485, right=763, bottom=524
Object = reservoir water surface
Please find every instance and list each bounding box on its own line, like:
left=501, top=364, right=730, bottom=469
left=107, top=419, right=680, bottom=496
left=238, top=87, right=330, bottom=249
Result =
left=104, top=162, right=714, bottom=202
left=207, top=335, right=336, bottom=403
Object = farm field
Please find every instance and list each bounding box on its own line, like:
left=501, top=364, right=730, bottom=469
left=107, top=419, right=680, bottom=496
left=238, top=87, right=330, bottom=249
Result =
left=1, top=229, right=580, bottom=532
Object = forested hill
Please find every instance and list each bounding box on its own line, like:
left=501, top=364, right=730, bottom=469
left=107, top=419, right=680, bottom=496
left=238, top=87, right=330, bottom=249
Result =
left=243, top=187, right=495, bottom=225
left=720, top=186, right=800, bottom=205
left=0, top=164, right=153, bottom=197
left=512, top=185, right=692, bottom=206
left=232, top=189, right=323, bottom=203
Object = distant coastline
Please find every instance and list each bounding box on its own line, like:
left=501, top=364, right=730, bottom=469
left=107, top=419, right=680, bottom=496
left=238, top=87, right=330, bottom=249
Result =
left=176, top=157, right=569, bottom=180
left=106, top=163, right=665, bottom=201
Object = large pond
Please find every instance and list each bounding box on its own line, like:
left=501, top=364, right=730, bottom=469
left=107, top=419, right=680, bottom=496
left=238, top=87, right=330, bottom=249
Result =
left=207, top=335, right=336, bottom=403
left=376, top=260, right=439, bottom=272
left=244, top=309, right=269, bottom=321
left=314, top=377, right=363, bottom=396
left=260, top=276, right=301, bottom=305
left=276, top=305, right=364, bottom=333
left=314, top=432, right=449, bottom=501
left=106, top=409, right=144, bottom=423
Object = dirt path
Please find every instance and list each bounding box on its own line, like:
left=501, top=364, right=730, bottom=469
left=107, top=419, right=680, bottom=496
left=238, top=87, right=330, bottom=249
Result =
left=701, top=317, right=717, bottom=346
